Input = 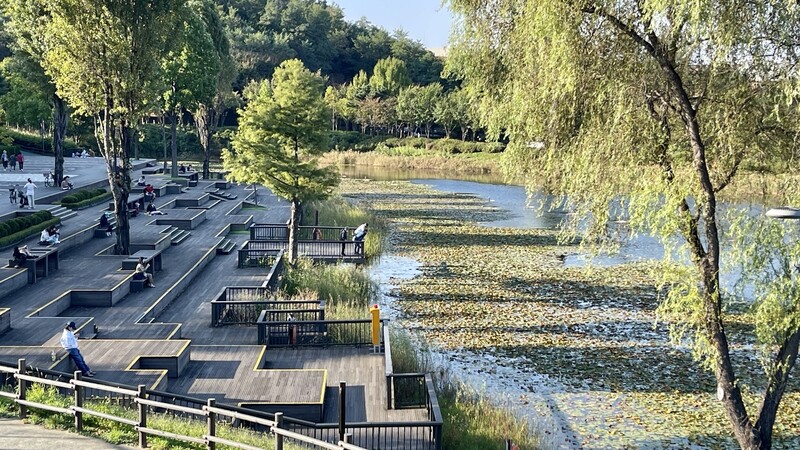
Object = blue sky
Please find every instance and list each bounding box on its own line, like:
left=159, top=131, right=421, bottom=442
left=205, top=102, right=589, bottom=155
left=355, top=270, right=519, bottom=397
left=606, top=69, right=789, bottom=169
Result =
left=332, top=1, right=454, bottom=49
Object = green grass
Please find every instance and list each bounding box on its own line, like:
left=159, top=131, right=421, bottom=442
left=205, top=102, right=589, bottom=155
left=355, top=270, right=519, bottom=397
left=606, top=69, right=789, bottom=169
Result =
left=3, top=383, right=309, bottom=450
left=282, top=257, right=377, bottom=320
left=321, top=149, right=503, bottom=175
left=304, top=196, right=385, bottom=257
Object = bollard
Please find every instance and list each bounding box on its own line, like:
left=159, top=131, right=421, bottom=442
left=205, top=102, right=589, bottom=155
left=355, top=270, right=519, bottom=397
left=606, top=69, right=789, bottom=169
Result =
left=74, top=371, right=83, bottom=431
left=338, top=381, right=346, bottom=442
left=207, top=398, right=216, bottom=450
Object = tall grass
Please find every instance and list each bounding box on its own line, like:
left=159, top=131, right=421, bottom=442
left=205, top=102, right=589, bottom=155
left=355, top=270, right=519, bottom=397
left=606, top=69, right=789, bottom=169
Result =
left=6, top=383, right=309, bottom=450
left=389, top=327, right=549, bottom=450
left=282, top=258, right=377, bottom=320
left=304, top=196, right=385, bottom=257
left=320, top=149, right=502, bottom=174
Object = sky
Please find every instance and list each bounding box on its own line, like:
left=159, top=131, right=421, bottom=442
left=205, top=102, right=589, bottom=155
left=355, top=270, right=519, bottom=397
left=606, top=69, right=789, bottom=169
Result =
left=332, top=1, right=455, bottom=50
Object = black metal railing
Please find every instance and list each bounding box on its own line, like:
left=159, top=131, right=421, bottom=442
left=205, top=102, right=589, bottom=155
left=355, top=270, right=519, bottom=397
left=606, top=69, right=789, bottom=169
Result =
left=244, top=239, right=364, bottom=259
left=237, top=245, right=281, bottom=268
left=250, top=223, right=289, bottom=240
left=212, top=302, right=324, bottom=327
left=392, top=374, right=428, bottom=409
left=258, top=319, right=383, bottom=347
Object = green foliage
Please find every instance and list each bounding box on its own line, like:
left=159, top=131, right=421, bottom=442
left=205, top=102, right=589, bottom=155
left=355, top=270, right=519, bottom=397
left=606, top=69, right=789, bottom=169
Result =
left=0, top=126, right=79, bottom=154
left=225, top=59, right=338, bottom=203
left=303, top=196, right=385, bottom=257
left=59, top=188, right=110, bottom=209
left=327, top=130, right=384, bottom=151
left=0, top=217, right=60, bottom=248
left=0, top=56, right=50, bottom=129
left=0, top=210, right=53, bottom=239
left=379, top=137, right=505, bottom=154
left=369, top=56, right=411, bottom=97
left=282, top=258, right=376, bottom=320
left=397, top=84, right=443, bottom=136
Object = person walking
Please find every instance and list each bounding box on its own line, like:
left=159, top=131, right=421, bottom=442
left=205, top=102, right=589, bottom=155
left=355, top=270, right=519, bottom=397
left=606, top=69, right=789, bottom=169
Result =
left=60, top=322, right=95, bottom=377
left=339, top=227, right=348, bottom=256
left=9, top=153, right=16, bottom=170
left=16, top=152, right=23, bottom=170
left=23, top=178, right=36, bottom=209
left=1, top=150, right=7, bottom=170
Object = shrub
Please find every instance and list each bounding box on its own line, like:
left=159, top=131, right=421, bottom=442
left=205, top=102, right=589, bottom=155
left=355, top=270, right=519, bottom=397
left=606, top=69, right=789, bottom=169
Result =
left=0, top=217, right=60, bottom=248
left=61, top=188, right=107, bottom=205
left=0, top=210, right=53, bottom=240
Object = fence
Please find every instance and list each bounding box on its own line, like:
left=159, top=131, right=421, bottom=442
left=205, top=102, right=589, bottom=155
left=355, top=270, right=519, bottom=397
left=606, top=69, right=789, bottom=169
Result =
left=237, top=245, right=282, bottom=269
left=258, top=319, right=382, bottom=348
left=212, top=301, right=325, bottom=327
left=243, top=239, right=364, bottom=260
left=0, top=358, right=365, bottom=450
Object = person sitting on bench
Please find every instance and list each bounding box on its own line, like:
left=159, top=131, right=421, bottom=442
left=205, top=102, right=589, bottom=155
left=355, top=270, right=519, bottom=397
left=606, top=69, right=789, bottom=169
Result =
left=99, top=213, right=113, bottom=236
left=40, top=227, right=59, bottom=245
left=12, top=245, right=32, bottom=268
left=137, top=175, right=146, bottom=186
left=144, top=184, right=155, bottom=203
left=61, top=176, right=73, bottom=190
left=134, top=257, right=155, bottom=288
left=179, top=165, right=186, bottom=173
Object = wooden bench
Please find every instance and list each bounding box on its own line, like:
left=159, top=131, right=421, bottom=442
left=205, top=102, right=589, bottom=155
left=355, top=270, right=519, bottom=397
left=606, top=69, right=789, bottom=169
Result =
left=130, top=278, right=146, bottom=293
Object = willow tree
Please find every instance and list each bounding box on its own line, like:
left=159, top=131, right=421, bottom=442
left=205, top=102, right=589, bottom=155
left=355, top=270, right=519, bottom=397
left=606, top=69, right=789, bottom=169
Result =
left=449, top=1, right=800, bottom=448
left=224, top=59, right=338, bottom=264
left=42, top=0, right=182, bottom=254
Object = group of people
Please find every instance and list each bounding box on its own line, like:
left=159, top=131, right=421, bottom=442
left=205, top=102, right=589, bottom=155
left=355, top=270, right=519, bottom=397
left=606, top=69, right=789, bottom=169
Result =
left=339, top=223, right=368, bottom=256
left=39, top=225, right=60, bottom=245
left=178, top=164, right=195, bottom=173
left=71, top=150, right=90, bottom=158
left=1, top=150, right=24, bottom=171
left=8, top=178, right=38, bottom=209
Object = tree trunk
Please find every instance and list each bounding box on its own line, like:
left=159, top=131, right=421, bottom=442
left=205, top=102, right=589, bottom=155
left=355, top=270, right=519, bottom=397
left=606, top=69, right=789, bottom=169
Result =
left=114, top=120, right=133, bottom=256
left=161, top=115, right=168, bottom=171
left=169, top=110, right=178, bottom=178
left=52, top=94, right=67, bottom=186
left=195, top=103, right=216, bottom=180
left=288, top=198, right=300, bottom=264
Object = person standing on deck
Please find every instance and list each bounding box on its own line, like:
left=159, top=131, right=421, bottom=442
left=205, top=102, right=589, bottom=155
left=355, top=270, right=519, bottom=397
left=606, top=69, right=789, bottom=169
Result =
left=339, top=227, right=348, bottom=256
left=353, top=223, right=368, bottom=256
left=23, top=178, right=36, bottom=209
left=60, top=322, right=95, bottom=377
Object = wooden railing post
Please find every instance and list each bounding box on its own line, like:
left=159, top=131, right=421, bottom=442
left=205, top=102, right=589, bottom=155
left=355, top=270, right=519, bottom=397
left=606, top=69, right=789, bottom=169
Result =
left=206, top=398, right=215, bottom=450
left=274, top=412, right=283, bottom=450
left=74, top=371, right=83, bottom=431
left=137, top=385, right=147, bottom=448
left=17, top=359, right=26, bottom=419
left=338, top=381, right=346, bottom=443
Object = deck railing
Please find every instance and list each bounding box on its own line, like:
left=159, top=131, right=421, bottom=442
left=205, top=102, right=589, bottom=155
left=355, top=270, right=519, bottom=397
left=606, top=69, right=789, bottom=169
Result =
left=257, top=319, right=383, bottom=347
left=0, top=358, right=365, bottom=450
left=244, top=239, right=364, bottom=260
left=213, top=303, right=325, bottom=327
left=237, top=245, right=281, bottom=268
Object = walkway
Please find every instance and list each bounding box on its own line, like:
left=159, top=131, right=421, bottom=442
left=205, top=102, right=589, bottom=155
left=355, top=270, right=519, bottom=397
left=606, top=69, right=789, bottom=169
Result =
left=0, top=417, right=132, bottom=449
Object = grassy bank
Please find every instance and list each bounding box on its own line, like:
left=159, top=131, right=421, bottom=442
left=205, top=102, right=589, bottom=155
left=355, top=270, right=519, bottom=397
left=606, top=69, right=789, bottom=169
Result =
left=282, top=258, right=377, bottom=320
left=0, top=384, right=306, bottom=450
left=321, top=148, right=502, bottom=175
left=335, top=178, right=800, bottom=448
left=304, top=196, right=385, bottom=257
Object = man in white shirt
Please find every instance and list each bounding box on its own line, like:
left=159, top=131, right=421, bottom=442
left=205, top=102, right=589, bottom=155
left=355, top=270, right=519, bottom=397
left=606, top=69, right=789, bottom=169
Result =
left=60, top=322, right=94, bottom=377
left=23, top=178, right=36, bottom=209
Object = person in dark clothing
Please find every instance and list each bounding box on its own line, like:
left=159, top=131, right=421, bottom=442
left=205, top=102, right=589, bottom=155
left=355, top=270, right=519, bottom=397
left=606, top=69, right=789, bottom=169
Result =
left=99, top=213, right=113, bottom=236
left=339, top=227, right=348, bottom=256
left=12, top=245, right=32, bottom=268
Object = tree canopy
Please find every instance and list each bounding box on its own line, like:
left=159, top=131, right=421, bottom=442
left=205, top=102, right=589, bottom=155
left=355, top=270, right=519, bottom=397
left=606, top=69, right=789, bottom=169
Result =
left=224, top=58, right=338, bottom=262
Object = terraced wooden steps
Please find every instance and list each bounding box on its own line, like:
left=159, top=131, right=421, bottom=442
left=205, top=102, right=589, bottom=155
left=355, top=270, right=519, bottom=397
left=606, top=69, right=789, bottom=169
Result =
left=216, top=239, right=237, bottom=255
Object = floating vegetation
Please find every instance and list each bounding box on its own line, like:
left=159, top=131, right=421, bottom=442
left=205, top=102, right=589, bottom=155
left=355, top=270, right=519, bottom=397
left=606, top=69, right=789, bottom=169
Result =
left=338, top=178, right=800, bottom=449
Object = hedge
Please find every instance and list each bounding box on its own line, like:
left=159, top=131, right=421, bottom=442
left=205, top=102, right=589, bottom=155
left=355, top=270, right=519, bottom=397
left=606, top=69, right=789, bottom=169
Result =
left=0, top=210, right=53, bottom=239
left=0, top=211, right=60, bottom=249
left=62, top=191, right=113, bottom=210
left=60, top=188, right=108, bottom=206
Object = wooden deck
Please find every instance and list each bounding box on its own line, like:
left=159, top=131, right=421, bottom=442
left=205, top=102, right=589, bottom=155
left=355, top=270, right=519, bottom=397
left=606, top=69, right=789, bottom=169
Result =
left=0, top=176, right=431, bottom=437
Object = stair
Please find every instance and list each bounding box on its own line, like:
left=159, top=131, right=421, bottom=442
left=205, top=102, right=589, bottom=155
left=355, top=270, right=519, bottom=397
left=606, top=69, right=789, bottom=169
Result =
left=47, top=205, right=77, bottom=221
left=208, top=191, right=238, bottom=201
left=216, top=239, right=237, bottom=255
left=171, top=230, right=191, bottom=245
left=188, top=199, right=221, bottom=210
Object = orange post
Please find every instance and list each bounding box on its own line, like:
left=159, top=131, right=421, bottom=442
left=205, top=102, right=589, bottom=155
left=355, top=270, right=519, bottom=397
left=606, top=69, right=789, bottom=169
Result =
left=370, top=304, right=380, bottom=347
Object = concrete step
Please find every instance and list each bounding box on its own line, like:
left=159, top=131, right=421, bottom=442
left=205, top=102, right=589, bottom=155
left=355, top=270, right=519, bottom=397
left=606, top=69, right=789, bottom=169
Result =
left=171, top=230, right=191, bottom=245
left=46, top=205, right=77, bottom=221
left=215, top=239, right=236, bottom=255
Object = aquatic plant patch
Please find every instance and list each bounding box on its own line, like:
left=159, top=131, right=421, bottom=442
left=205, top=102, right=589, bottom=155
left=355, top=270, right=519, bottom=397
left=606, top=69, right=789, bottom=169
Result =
left=338, top=178, right=800, bottom=449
